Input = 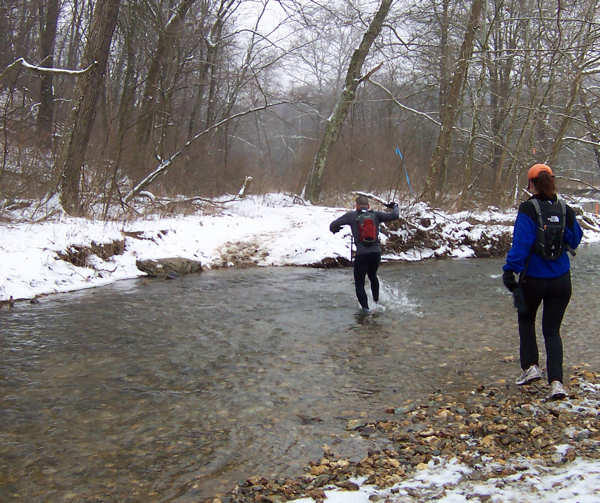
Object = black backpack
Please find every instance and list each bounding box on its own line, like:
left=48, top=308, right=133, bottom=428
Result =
left=356, top=210, right=378, bottom=245
left=530, top=198, right=566, bottom=260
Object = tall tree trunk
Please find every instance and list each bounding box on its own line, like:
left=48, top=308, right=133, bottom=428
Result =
left=136, top=0, right=196, bottom=153
left=424, top=0, right=483, bottom=201
left=580, top=90, right=600, bottom=173
left=458, top=0, right=492, bottom=210
left=57, top=0, right=121, bottom=216
left=205, top=0, right=237, bottom=129
left=305, top=0, right=392, bottom=203
left=437, top=0, right=451, bottom=123
left=0, top=4, right=10, bottom=70
left=548, top=70, right=584, bottom=166
left=488, top=12, right=517, bottom=198
left=66, top=0, right=84, bottom=69
left=37, top=0, right=60, bottom=148
left=548, top=1, right=597, bottom=166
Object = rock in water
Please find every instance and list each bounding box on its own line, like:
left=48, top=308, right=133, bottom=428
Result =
left=136, top=258, right=202, bottom=278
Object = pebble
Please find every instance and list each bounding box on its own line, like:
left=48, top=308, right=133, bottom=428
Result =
left=223, top=364, right=600, bottom=503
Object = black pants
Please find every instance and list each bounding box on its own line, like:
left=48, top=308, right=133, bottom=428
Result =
left=518, top=272, right=571, bottom=383
left=353, top=252, right=381, bottom=309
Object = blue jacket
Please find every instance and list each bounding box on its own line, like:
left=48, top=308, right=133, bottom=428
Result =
left=330, top=205, right=399, bottom=255
left=503, top=196, right=583, bottom=278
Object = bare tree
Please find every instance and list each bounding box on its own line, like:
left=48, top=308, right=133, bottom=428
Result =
left=423, top=0, right=482, bottom=200
left=36, top=0, right=60, bottom=147
left=548, top=1, right=599, bottom=166
left=135, top=0, right=198, bottom=153
left=578, top=89, right=600, bottom=173
left=304, top=0, right=393, bottom=203
left=57, top=0, right=121, bottom=215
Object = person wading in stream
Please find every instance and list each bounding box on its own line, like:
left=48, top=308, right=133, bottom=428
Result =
left=329, top=195, right=399, bottom=313
left=502, top=163, right=583, bottom=400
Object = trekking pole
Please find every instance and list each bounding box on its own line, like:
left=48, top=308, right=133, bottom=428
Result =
left=394, top=147, right=414, bottom=199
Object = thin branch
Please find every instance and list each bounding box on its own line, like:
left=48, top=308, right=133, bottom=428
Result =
left=358, top=62, right=384, bottom=84
left=0, top=57, right=95, bottom=82
left=368, top=78, right=441, bottom=126
left=368, top=77, right=520, bottom=163
left=123, top=102, right=288, bottom=203
left=563, top=136, right=600, bottom=148
left=555, top=175, right=600, bottom=192
left=133, top=176, right=254, bottom=210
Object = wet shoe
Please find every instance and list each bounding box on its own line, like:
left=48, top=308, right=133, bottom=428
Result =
left=548, top=380, right=567, bottom=400
left=515, top=365, right=543, bottom=385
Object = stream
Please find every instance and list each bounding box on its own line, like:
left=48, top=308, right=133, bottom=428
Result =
left=2, top=245, right=600, bottom=501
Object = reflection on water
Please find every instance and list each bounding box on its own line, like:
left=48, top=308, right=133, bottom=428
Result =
left=1, top=245, right=600, bottom=501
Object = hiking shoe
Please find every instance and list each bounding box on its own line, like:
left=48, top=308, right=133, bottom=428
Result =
left=515, top=365, right=543, bottom=385
left=548, top=380, right=567, bottom=400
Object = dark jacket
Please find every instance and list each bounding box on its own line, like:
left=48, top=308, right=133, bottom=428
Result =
left=330, top=205, right=400, bottom=255
left=503, top=195, right=583, bottom=278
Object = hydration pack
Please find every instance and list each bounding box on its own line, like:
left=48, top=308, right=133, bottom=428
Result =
left=530, top=198, right=566, bottom=260
left=356, top=210, right=378, bottom=245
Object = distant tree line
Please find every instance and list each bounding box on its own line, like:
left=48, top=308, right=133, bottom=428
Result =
left=1, top=0, right=600, bottom=216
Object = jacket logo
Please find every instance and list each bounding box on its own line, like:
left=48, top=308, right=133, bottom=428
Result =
left=548, top=216, right=560, bottom=223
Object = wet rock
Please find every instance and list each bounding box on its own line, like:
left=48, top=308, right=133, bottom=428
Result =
left=346, top=419, right=362, bottom=430
left=480, top=434, right=496, bottom=448
left=312, top=474, right=331, bottom=486
left=309, top=465, right=328, bottom=476
left=335, top=480, right=359, bottom=491
left=306, top=488, right=326, bottom=500
left=136, top=257, right=202, bottom=278
left=530, top=426, right=544, bottom=437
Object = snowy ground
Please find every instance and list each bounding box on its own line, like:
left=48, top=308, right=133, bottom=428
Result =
left=0, top=193, right=517, bottom=302
left=2, top=192, right=599, bottom=303
left=291, top=456, right=600, bottom=503
left=2, top=193, right=600, bottom=502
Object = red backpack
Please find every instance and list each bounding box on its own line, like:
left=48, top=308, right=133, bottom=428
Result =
left=356, top=210, right=377, bottom=244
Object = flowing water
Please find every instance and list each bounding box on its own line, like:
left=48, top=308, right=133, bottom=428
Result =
left=2, top=245, right=600, bottom=501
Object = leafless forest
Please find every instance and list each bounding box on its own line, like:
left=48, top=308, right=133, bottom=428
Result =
left=2, top=0, right=600, bottom=217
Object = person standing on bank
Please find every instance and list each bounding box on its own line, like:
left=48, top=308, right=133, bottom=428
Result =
left=502, top=163, right=583, bottom=399
left=330, top=195, right=399, bottom=313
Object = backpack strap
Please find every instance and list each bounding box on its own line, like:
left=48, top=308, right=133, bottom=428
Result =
left=559, top=198, right=566, bottom=242
left=530, top=198, right=543, bottom=229
left=520, top=198, right=542, bottom=283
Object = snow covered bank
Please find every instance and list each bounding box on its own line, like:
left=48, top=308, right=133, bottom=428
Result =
left=290, top=457, right=600, bottom=503
left=1, top=193, right=599, bottom=302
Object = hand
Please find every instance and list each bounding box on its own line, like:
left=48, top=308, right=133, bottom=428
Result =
left=502, top=270, right=518, bottom=292
left=385, top=201, right=398, bottom=209
left=331, top=225, right=341, bottom=234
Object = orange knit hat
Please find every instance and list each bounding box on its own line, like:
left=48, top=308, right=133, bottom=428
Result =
left=527, top=163, right=553, bottom=180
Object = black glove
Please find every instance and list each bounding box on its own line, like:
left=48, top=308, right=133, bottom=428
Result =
left=502, top=270, right=518, bottom=292
left=331, top=225, right=341, bottom=234
left=385, top=201, right=398, bottom=209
